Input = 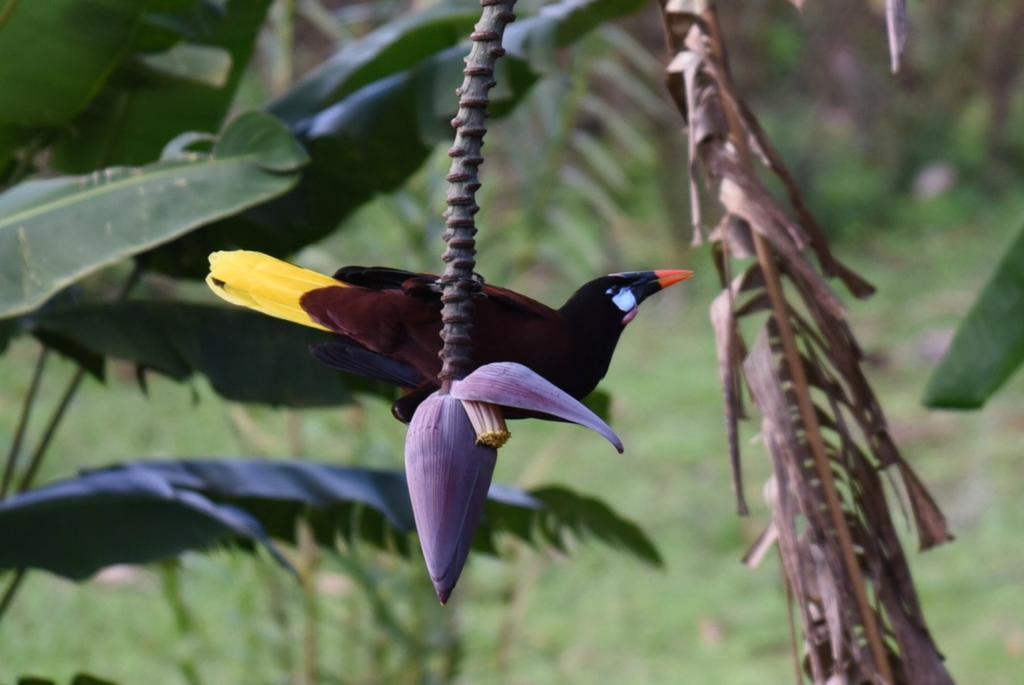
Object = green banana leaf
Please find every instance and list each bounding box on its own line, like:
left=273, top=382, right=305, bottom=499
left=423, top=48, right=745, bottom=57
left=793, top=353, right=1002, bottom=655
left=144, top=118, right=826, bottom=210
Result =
left=0, top=111, right=307, bottom=319
left=924, top=223, right=1024, bottom=408
left=27, top=301, right=396, bottom=406
left=51, top=0, right=273, bottom=172
left=0, top=459, right=662, bottom=580
left=149, top=0, right=648, bottom=276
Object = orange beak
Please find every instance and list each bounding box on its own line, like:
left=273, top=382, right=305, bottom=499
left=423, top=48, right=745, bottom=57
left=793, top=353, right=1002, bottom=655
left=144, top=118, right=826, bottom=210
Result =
left=655, top=269, right=695, bottom=289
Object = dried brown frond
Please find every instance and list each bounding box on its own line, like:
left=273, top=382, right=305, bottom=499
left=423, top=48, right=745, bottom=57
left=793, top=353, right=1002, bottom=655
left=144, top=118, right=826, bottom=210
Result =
left=780, top=1, right=909, bottom=74
left=658, top=2, right=953, bottom=683
left=886, top=0, right=909, bottom=73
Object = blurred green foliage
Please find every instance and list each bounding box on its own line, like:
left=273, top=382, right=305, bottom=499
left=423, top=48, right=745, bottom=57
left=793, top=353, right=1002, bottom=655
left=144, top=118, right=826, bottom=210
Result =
left=2, top=217, right=1022, bottom=683
left=724, top=0, right=1024, bottom=237
left=1, top=0, right=1023, bottom=682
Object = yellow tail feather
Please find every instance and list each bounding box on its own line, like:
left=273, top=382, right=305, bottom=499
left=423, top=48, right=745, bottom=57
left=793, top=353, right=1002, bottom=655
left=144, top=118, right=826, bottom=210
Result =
left=206, top=251, right=343, bottom=330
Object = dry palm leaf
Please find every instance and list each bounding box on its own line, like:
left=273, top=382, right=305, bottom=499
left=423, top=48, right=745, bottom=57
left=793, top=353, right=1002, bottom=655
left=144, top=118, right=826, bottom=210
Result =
left=780, top=1, right=908, bottom=73
left=886, top=0, right=909, bottom=73
left=659, top=2, right=952, bottom=683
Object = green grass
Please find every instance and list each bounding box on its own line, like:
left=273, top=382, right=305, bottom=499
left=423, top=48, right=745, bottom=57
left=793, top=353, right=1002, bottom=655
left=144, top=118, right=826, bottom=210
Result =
left=1, top=199, right=1024, bottom=683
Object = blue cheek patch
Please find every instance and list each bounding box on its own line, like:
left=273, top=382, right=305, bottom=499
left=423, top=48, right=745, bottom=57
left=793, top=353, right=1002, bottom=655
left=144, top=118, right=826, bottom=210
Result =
left=612, top=288, right=637, bottom=313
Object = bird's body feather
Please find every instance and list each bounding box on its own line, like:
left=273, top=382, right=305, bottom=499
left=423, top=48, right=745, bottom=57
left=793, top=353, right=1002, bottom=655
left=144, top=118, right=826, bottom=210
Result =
left=207, top=251, right=691, bottom=421
left=300, top=279, right=575, bottom=392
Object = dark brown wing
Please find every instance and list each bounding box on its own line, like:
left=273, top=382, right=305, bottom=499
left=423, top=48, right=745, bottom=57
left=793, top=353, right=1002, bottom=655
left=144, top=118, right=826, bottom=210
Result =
left=300, top=279, right=574, bottom=389
left=333, top=266, right=433, bottom=291
left=301, top=285, right=441, bottom=377
left=309, top=338, right=424, bottom=388
left=334, top=267, right=549, bottom=315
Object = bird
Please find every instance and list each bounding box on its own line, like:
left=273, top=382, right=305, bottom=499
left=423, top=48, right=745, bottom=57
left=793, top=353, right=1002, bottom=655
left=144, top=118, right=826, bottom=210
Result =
left=206, top=251, right=693, bottom=421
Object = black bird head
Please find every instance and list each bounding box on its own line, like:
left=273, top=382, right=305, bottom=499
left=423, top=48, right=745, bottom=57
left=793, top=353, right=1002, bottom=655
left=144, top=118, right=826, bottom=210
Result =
left=561, top=269, right=694, bottom=328
left=555, top=268, right=693, bottom=398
